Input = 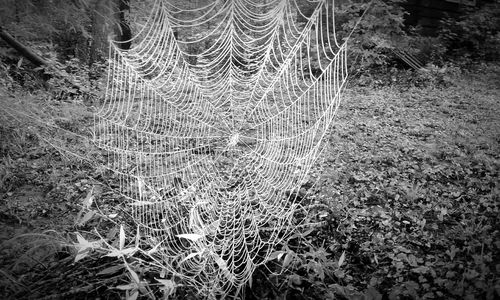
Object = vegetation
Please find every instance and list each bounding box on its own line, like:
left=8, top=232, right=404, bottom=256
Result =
left=0, top=0, right=499, bottom=299
left=438, top=1, right=500, bottom=62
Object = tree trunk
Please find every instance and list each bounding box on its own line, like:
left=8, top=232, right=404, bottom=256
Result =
left=0, top=27, right=89, bottom=96
left=0, top=27, right=48, bottom=67
left=116, top=0, right=132, bottom=50
left=88, top=0, right=110, bottom=67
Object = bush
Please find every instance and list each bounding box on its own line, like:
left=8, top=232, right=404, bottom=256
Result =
left=335, top=0, right=409, bottom=72
left=438, top=2, right=500, bottom=61
left=44, top=56, right=107, bottom=103
left=405, top=34, right=448, bottom=66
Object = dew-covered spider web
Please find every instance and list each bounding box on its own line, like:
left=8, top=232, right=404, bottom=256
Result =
left=95, top=0, right=348, bottom=296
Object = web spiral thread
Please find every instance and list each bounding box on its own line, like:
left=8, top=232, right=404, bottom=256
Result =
left=94, top=0, right=348, bottom=296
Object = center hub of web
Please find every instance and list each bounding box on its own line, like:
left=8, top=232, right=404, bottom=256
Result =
left=227, top=132, right=240, bottom=148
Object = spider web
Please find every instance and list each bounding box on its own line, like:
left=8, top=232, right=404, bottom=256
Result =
left=95, top=0, right=348, bottom=296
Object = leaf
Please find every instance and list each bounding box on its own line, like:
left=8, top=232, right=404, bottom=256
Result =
left=77, top=210, right=95, bottom=226
left=329, top=283, right=362, bottom=299
left=283, top=251, right=294, bottom=269
left=176, top=233, right=203, bottom=242
left=156, top=278, right=175, bottom=287
left=289, top=228, right=314, bottom=240
left=396, top=246, right=411, bottom=254
left=338, top=250, right=346, bottom=268
left=156, top=278, right=178, bottom=296
left=105, top=247, right=137, bottom=258
left=278, top=252, right=286, bottom=260
left=146, top=242, right=162, bottom=255
left=74, top=232, right=101, bottom=262
left=127, top=290, right=139, bottom=300
left=213, top=253, right=234, bottom=281
left=74, top=250, right=89, bottom=262
left=106, top=226, right=119, bottom=240
left=364, top=286, right=382, bottom=300
left=181, top=251, right=203, bottom=263
left=97, top=265, right=125, bottom=276
left=464, top=269, right=479, bottom=280
left=76, top=232, right=89, bottom=246
left=82, top=188, right=94, bottom=208
left=125, top=262, right=140, bottom=284
left=411, top=266, right=429, bottom=274
left=116, top=283, right=136, bottom=290
left=119, top=225, right=125, bottom=250
left=319, top=212, right=328, bottom=218
left=288, top=274, right=303, bottom=287
left=446, top=245, right=458, bottom=260
left=268, top=251, right=285, bottom=261
left=301, top=228, right=315, bottom=237
left=204, top=220, right=220, bottom=235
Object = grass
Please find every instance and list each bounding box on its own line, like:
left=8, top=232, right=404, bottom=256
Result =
left=0, top=63, right=499, bottom=299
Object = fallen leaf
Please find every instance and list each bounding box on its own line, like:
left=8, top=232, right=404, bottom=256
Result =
left=176, top=233, right=203, bottom=242
left=97, top=265, right=125, bottom=276
left=119, top=225, right=125, bottom=250
left=338, top=250, right=346, bottom=268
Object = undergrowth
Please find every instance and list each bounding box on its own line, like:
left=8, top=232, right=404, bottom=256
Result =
left=1, top=1, right=499, bottom=299
left=1, top=62, right=499, bottom=299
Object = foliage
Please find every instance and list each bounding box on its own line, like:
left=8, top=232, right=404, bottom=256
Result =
left=335, top=0, right=409, bottom=72
left=0, top=0, right=118, bottom=63
left=0, top=55, right=44, bottom=92
left=334, top=0, right=500, bottom=83
left=1, top=0, right=87, bottom=58
left=1, top=59, right=499, bottom=299
left=351, top=61, right=463, bottom=89
left=322, top=64, right=499, bottom=300
left=45, top=56, right=108, bottom=102
left=410, top=63, right=462, bottom=87
left=0, top=0, right=113, bottom=103
left=1, top=1, right=499, bottom=299
left=438, top=2, right=500, bottom=62
left=251, top=63, right=500, bottom=300
left=0, top=43, right=107, bottom=103
left=404, top=34, right=448, bottom=66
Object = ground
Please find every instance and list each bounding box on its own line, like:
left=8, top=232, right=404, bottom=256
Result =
left=0, top=63, right=499, bottom=299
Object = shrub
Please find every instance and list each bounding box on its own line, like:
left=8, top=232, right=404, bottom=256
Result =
left=405, top=34, right=448, bottom=66
left=335, top=0, right=409, bottom=72
left=438, top=2, right=500, bottom=61
left=44, top=56, right=107, bottom=102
